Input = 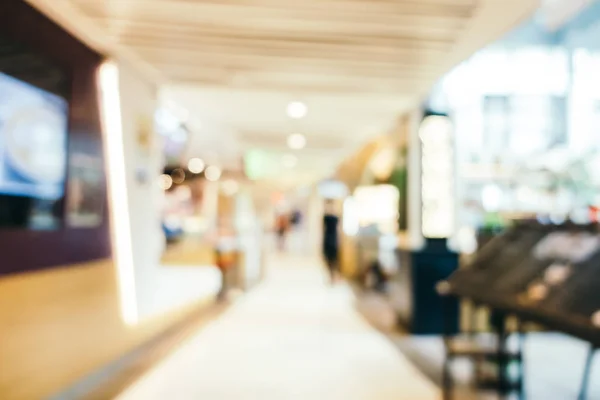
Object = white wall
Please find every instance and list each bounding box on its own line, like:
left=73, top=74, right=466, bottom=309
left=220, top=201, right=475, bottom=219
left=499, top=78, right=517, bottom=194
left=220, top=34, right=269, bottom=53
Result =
left=307, top=185, right=324, bottom=257
left=234, top=188, right=264, bottom=287
left=117, top=60, right=220, bottom=321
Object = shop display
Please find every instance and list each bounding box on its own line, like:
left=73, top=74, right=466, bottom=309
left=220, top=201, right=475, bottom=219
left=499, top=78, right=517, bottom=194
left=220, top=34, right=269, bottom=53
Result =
left=66, top=153, right=104, bottom=227
left=434, top=9, right=600, bottom=399
left=442, top=221, right=600, bottom=398
left=446, top=222, right=600, bottom=318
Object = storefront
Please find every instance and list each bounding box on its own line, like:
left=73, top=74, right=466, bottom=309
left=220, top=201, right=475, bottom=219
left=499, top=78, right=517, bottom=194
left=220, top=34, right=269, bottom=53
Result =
left=428, top=9, right=600, bottom=246
left=410, top=5, right=600, bottom=397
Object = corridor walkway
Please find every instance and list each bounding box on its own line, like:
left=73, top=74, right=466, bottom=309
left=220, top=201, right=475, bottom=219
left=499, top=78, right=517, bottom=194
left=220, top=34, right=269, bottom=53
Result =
left=117, top=254, right=439, bottom=400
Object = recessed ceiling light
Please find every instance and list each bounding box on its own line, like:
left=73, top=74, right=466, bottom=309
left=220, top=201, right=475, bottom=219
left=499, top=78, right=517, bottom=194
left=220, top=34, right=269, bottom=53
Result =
left=205, top=166, right=222, bottom=181
left=287, top=133, right=307, bottom=150
left=188, top=158, right=206, bottom=174
left=287, top=101, right=307, bottom=119
left=171, top=168, right=186, bottom=184
left=282, top=154, right=298, bottom=168
left=158, top=174, right=173, bottom=190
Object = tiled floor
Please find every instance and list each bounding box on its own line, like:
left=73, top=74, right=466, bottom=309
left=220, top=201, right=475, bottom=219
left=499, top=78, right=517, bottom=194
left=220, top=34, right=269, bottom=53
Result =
left=116, top=254, right=439, bottom=400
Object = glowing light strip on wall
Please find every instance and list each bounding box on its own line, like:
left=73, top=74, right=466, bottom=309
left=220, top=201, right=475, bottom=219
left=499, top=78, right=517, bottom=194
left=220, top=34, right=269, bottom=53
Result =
left=420, top=115, right=455, bottom=239
left=98, top=61, right=138, bottom=326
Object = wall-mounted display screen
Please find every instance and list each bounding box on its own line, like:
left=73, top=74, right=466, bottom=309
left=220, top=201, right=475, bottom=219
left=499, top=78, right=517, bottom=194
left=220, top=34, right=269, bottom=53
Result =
left=0, top=71, right=68, bottom=230
left=0, top=72, right=68, bottom=198
left=0, top=0, right=110, bottom=276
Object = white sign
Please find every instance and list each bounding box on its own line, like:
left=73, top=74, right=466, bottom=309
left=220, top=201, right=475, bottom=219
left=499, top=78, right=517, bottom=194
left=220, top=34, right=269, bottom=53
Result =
left=420, top=115, right=455, bottom=239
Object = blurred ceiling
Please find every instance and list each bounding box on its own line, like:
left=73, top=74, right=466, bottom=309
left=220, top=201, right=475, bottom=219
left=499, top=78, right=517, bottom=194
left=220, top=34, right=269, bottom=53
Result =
left=29, top=0, right=539, bottom=187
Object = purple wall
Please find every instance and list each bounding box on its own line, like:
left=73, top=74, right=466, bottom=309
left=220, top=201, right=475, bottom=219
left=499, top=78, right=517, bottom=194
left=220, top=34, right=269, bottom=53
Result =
left=0, top=0, right=111, bottom=276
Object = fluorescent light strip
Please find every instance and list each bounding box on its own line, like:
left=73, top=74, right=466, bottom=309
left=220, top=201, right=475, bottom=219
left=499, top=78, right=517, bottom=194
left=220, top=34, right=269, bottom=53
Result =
left=98, top=61, right=138, bottom=326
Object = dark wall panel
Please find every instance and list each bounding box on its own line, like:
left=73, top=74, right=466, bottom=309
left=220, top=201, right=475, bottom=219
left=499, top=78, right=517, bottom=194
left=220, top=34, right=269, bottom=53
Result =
left=0, top=0, right=110, bottom=276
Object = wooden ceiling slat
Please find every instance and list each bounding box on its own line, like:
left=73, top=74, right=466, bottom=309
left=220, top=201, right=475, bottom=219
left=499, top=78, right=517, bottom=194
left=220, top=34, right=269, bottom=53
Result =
left=127, top=42, right=446, bottom=69
left=77, top=0, right=476, bottom=19
left=153, top=62, right=438, bottom=81
left=159, top=66, right=430, bottom=87
left=161, top=69, right=423, bottom=91
left=160, top=67, right=435, bottom=83
left=82, top=3, right=468, bottom=35
left=64, top=0, right=477, bottom=91
left=100, top=19, right=465, bottom=40
left=94, top=17, right=462, bottom=44
left=78, top=0, right=473, bottom=25
left=124, top=43, right=437, bottom=70
left=169, top=79, right=419, bottom=95
left=176, top=0, right=477, bottom=17
left=113, top=29, right=455, bottom=49
left=142, top=52, right=443, bottom=83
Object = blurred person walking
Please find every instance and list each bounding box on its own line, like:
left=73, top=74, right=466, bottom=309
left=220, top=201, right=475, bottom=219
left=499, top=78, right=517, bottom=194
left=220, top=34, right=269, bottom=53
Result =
left=275, top=213, right=289, bottom=252
left=322, top=200, right=340, bottom=284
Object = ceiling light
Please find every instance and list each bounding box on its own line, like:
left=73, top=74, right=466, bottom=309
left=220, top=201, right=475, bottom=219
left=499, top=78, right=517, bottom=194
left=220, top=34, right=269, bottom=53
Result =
left=205, top=166, right=222, bottom=181
left=171, top=168, right=186, bottom=184
left=287, top=101, right=307, bottom=119
left=282, top=154, right=298, bottom=168
left=287, top=133, right=307, bottom=150
left=158, top=174, right=173, bottom=190
left=188, top=157, right=206, bottom=174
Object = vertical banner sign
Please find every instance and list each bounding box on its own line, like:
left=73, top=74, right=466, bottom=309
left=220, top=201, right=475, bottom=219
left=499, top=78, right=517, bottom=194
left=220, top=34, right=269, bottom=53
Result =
left=419, top=113, right=455, bottom=239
